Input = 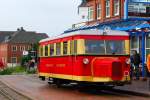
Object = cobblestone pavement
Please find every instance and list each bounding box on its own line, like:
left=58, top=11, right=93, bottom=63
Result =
left=0, top=75, right=149, bottom=100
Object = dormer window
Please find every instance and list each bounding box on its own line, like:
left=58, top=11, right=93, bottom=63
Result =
left=106, top=0, right=110, bottom=18
left=114, top=0, right=120, bottom=16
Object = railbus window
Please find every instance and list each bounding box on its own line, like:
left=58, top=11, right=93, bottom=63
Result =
left=85, top=40, right=105, bottom=54
left=70, top=40, right=74, bottom=55
left=50, top=44, right=54, bottom=56
left=40, top=46, right=43, bottom=57
left=106, top=40, right=125, bottom=55
left=74, top=40, right=77, bottom=54
left=70, top=40, right=77, bottom=55
left=56, top=43, right=61, bottom=55
left=45, top=45, right=48, bottom=56
left=63, top=41, right=68, bottom=55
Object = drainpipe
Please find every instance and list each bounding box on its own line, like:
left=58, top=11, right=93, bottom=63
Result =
left=124, top=0, right=128, bottom=20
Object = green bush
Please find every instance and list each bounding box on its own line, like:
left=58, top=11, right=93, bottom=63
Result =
left=0, top=67, right=14, bottom=75
left=0, top=66, right=37, bottom=75
left=0, top=66, right=26, bottom=75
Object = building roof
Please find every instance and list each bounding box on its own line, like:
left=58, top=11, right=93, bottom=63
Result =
left=64, top=18, right=150, bottom=33
left=0, top=31, right=14, bottom=43
left=40, top=29, right=128, bottom=43
left=0, top=28, right=48, bottom=44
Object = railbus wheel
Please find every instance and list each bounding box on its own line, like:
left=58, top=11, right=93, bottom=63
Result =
left=53, top=79, right=64, bottom=88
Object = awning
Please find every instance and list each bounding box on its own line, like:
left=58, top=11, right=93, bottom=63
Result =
left=64, top=18, right=150, bottom=33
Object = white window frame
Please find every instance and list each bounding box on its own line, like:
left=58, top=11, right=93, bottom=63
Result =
left=106, top=0, right=110, bottom=18
left=114, top=0, right=120, bottom=16
left=20, top=46, right=25, bottom=51
left=88, top=6, right=94, bottom=21
left=97, top=3, right=101, bottom=19
left=12, top=46, right=17, bottom=51
left=11, top=57, right=17, bottom=63
left=28, top=46, right=31, bottom=50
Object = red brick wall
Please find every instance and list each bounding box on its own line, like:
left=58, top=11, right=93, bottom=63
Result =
left=85, top=0, right=124, bottom=25
left=7, top=43, right=31, bottom=64
left=0, top=43, right=32, bottom=66
left=0, top=43, right=8, bottom=66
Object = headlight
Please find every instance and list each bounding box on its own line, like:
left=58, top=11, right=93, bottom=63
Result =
left=83, top=58, right=89, bottom=65
left=125, top=58, right=130, bottom=64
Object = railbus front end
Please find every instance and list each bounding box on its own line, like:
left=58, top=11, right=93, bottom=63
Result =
left=38, top=30, right=131, bottom=87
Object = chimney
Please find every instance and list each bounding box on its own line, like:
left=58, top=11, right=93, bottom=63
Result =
left=17, top=28, right=20, bottom=31
left=20, top=27, right=25, bottom=31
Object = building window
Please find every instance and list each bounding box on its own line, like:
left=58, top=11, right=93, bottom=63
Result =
left=28, top=46, right=31, bottom=50
left=11, top=57, right=17, bottom=63
left=97, top=3, right=101, bottom=19
left=88, top=7, right=94, bottom=21
left=12, top=46, right=17, bottom=51
left=106, top=0, right=110, bottom=18
left=131, top=36, right=138, bottom=49
left=114, top=0, right=120, bottom=16
left=20, top=46, right=25, bottom=51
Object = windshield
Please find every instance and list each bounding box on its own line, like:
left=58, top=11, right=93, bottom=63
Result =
left=85, top=40, right=126, bottom=55
left=85, top=40, right=105, bottom=54
left=106, top=40, right=125, bottom=54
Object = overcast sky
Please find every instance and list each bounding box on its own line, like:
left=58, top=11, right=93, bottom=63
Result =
left=0, top=0, right=81, bottom=36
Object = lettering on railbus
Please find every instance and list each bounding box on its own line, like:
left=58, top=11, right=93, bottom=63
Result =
left=56, top=64, right=66, bottom=67
left=46, top=64, right=53, bottom=67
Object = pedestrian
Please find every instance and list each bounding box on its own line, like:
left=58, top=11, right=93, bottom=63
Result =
left=28, top=59, right=35, bottom=71
left=131, top=50, right=141, bottom=80
left=147, top=54, right=150, bottom=73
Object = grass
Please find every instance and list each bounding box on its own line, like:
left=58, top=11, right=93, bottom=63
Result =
left=0, top=66, right=37, bottom=75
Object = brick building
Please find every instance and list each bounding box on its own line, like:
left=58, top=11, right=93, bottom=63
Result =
left=0, top=28, right=48, bottom=67
left=64, top=0, right=150, bottom=77
left=78, top=0, right=125, bottom=25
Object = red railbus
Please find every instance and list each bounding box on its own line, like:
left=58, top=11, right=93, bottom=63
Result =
left=38, top=30, right=131, bottom=87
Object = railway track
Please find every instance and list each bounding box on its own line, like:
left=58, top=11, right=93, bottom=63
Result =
left=0, top=81, right=32, bottom=100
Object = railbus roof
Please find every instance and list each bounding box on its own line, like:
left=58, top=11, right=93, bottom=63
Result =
left=40, top=29, right=129, bottom=43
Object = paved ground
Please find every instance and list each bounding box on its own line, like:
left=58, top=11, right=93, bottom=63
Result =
left=0, top=75, right=149, bottom=100
left=0, top=81, right=31, bottom=100
left=116, top=78, right=150, bottom=94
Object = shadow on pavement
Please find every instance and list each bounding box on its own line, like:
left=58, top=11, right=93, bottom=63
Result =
left=47, top=84, right=150, bottom=98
